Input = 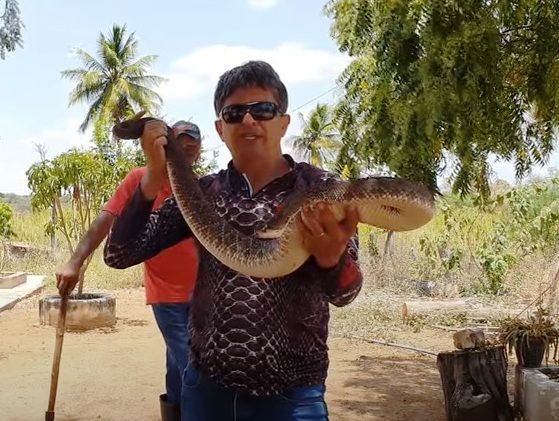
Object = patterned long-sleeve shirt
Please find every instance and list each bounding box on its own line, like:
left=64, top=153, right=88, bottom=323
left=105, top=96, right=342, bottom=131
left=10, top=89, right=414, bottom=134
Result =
left=104, top=155, right=362, bottom=396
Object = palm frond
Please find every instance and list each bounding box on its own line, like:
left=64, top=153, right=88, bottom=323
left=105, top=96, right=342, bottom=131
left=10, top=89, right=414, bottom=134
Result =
left=74, top=49, right=106, bottom=73
left=78, top=96, right=104, bottom=132
left=125, top=74, right=167, bottom=87
left=62, top=24, right=164, bottom=133
left=124, top=55, right=158, bottom=72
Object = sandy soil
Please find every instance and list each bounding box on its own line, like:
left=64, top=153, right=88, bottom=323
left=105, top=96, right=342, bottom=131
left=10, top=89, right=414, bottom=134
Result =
left=0, top=288, right=449, bottom=421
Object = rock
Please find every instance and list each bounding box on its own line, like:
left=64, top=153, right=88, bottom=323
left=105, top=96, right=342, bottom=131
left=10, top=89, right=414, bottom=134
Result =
left=453, top=328, right=486, bottom=350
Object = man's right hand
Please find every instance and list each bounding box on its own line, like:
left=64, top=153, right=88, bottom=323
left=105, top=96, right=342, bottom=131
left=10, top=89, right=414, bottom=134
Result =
left=55, top=260, right=83, bottom=297
left=140, top=119, right=168, bottom=200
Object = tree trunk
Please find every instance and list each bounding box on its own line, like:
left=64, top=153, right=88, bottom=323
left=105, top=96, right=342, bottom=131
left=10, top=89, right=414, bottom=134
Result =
left=382, top=230, right=395, bottom=263
left=50, top=202, right=57, bottom=252
left=76, top=254, right=92, bottom=296
left=76, top=267, right=85, bottom=296
left=401, top=300, right=523, bottom=323
left=436, top=346, right=513, bottom=421
left=402, top=300, right=468, bottom=322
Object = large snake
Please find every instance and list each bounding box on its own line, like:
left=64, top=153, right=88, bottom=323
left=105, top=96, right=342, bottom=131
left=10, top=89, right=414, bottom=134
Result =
left=113, top=116, right=436, bottom=278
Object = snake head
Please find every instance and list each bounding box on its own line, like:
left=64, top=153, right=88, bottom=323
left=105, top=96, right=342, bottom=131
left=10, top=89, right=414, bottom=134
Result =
left=112, top=111, right=161, bottom=139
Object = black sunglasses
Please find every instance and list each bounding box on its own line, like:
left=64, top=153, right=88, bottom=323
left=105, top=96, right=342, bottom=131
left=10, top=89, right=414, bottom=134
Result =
left=219, top=101, right=282, bottom=124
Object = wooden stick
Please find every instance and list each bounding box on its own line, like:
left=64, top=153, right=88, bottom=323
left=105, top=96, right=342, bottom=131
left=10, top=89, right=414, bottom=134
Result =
left=338, top=334, right=438, bottom=356
left=45, top=295, right=69, bottom=421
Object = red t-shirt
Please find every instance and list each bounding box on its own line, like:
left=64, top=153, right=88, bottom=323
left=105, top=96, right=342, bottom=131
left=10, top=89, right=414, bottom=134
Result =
left=103, top=167, right=197, bottom=304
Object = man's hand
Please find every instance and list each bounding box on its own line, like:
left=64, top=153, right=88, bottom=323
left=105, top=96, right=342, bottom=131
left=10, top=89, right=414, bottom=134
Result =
left=299, top=203, right=359, bottom=269
left=140, top=119, right=168, bottom=200
left=55, top=260, right=84, bottom=297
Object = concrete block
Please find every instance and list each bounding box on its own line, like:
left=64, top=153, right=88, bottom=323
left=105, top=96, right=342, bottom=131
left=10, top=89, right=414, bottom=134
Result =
left=0, top=272, right=26, bottom=289
left=517, top=365, right=559, bottom=421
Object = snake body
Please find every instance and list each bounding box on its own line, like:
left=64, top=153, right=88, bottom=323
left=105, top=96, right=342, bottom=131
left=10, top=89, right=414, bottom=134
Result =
left=113, top=117, right=435, bottom=278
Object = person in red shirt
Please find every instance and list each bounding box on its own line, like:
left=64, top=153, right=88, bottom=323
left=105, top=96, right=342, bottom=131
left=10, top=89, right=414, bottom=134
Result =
left=55, top=120, right=202, bottom=421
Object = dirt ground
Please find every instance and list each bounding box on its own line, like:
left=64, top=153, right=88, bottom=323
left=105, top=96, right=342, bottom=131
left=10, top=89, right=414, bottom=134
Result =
left=0, top=288, right=451, bottom=421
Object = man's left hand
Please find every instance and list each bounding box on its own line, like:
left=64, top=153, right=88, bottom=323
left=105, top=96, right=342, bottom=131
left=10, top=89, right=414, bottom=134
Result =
left=299, top=202, right=359, bottom=269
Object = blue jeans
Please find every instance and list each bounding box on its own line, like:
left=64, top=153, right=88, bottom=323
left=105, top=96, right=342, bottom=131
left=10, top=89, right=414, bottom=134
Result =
left=181, top=365, right=329, bottom=421
left=152, top=303, right=190, bottom=407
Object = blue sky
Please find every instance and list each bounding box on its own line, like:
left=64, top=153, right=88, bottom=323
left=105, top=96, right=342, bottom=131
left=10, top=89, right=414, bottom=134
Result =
left=0, top=0, right=557, bottom=194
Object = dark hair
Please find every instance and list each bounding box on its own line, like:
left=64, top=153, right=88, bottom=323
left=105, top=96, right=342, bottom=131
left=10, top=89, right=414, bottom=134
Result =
left=213, top=60, right=288, bottom=115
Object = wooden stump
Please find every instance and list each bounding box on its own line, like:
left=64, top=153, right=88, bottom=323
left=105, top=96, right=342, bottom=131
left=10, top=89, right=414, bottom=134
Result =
left=436, top=346, right=513, bottom=421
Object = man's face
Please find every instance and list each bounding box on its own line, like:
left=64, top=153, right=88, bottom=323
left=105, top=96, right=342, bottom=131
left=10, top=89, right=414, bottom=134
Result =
left=214, top=86, right=290, bottom=163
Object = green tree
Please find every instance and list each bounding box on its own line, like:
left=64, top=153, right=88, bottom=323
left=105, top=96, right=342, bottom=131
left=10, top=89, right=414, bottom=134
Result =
left=193, top=148, right=219, bottom=177
left=0, top=199, right=14, bottom=238
left=61, top=24, right=165, bottom=137
left=26, top=149, right=135, bottom=294
left=288, top=103, right=341, bottom=169
left=0, top=0, right=23, bottom=59
left=325, top=0, right=559, bottom=199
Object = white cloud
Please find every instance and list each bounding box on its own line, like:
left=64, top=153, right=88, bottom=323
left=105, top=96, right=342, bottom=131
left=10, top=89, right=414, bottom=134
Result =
left=247, top=0, right=278, bottom=9
left=0, top=119, right=93, bottom=194
left=30, top=120, right=93, bottom=154
left=158, top=43, right=349, bottom=104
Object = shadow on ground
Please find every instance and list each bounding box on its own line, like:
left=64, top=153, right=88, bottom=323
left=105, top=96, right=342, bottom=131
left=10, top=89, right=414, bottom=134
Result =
left=327, top=354, right=445, bottom=421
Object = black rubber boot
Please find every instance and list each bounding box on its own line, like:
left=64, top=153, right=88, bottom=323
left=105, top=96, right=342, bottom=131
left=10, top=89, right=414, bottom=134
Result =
left=160, top=393, right=181, bottom=421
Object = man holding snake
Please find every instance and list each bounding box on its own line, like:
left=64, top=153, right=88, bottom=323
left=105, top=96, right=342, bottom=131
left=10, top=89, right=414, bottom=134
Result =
left=104, top=60, right=362, bottom=421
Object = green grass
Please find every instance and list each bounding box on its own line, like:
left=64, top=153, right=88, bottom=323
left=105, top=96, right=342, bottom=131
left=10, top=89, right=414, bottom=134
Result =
left=1, top=247, right=143, bottom=292
left=11, top=209, right=52, bottom=246
left=4, top=208, right=143, bottom=292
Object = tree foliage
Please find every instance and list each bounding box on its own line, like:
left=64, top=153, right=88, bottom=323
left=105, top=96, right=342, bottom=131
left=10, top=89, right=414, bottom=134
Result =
left=25, top=143, right=216, bottom=252
left=193, top=148, right=219, bottom=177
left=26, top=150, right=134, bottom=239
left=0, top=199, right=14, bottom=238
left=0, top=0, right=23, bottom=59
left=288, top=103, right=341, bottom=169
left=413, top=176, right=559, bottom=295
left=325, top=0, right=559, bottom=198
left=61, top=24, right=165, bottom=134
left=26, top=149, right=135, bottom=292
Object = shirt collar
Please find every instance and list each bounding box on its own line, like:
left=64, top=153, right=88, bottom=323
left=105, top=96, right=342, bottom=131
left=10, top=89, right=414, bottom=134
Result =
left=225, top=154, right=297, bottom=195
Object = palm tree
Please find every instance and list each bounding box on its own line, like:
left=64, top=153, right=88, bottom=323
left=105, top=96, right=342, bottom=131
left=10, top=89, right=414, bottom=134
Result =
left=288, top=103, right=341, bottom=169
left=61, top=24, right=165, bottom=133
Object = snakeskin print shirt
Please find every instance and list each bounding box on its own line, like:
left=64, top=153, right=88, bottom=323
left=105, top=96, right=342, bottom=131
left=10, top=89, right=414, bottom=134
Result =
left=104, top=155, right=362, bottom=396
